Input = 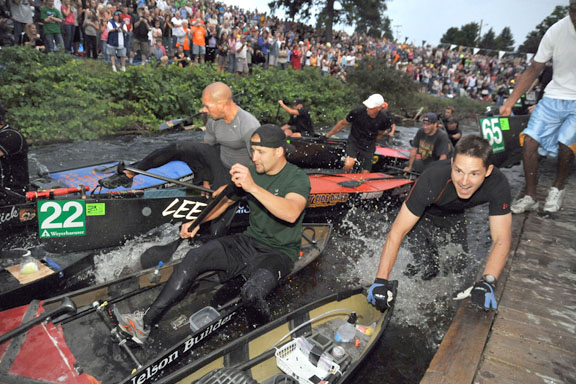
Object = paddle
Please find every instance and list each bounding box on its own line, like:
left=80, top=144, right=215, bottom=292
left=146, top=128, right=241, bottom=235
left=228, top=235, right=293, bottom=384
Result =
left=117, top=162, right=214, bottom=194
left=384, top=165, right=422, bottom=177
left=140, top=183, right=236, bottom=269
left=158, top=112, right=205, bottom=131
left=337, top=175, right=413, bottom=188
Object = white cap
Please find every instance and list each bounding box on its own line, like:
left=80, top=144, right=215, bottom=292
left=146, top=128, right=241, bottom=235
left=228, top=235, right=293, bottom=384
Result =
left=363, top=94, right=385, bottom=109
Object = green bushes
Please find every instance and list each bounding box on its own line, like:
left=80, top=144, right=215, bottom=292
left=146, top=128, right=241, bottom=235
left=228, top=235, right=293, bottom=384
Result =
left=1, top=46, right=487, bottom=143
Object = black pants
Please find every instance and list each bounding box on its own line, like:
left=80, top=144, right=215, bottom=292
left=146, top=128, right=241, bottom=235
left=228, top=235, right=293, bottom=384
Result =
left=134, top=140, right=230, bottom=189
left=405, top=213, right=468, bottom=279
left=143, top=234, right=293, bottom=326
left=84, top=35, right=98, bottom=59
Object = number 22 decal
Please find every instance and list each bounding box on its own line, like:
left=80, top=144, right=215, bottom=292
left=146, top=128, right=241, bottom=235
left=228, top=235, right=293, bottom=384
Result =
left=40, top=201, right=84, bottom=229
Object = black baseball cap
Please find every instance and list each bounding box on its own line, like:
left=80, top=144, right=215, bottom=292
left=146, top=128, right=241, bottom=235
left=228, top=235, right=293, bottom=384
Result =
left=422, top=112, right=438, bottom=124
left=251, top=124, right=295, bottom=152
left=292, top=99, right=304, bottom=106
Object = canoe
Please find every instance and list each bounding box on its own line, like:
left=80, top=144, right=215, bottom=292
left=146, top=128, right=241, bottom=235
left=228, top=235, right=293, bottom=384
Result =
left=287, top=135, right=410, bottom=171
left=478, top=114, right=530, bottom=168
left=0, top=223, right=331, bottom=383
left=1, top=160, right=412, bottom=253
left=156, top=285, right=397, bottom=384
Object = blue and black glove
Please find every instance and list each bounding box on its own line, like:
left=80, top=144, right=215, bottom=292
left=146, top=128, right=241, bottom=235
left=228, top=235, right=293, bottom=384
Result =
left=470, top=280, right=497, bottom=310
left=367, top=278, right=394, bottom=312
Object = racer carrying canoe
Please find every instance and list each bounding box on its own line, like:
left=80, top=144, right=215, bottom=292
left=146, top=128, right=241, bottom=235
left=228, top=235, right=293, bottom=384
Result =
left=0, top=105, right=29, bottom=204
left=368, top=135, right=512, bottom=312
left=324, top=94, right=394, bottom=173
left=98, top=82, right=260, bottom=192
left=278, top=99, right=315, bottom=137
left=113, top=125, right=310, bottom=345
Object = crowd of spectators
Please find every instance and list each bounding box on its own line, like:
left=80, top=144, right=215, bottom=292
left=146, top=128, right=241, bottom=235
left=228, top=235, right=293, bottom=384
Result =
left=0, top=0, right=528, bottom=102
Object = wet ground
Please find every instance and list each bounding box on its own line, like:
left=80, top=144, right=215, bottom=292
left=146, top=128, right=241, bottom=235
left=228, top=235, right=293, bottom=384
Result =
left=17, top=122, right=526, bottom=383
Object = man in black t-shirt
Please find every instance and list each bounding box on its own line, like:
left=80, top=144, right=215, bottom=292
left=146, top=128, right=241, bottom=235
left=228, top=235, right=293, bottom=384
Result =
left=0, top=105, right=29, bottom=203
left=368, top=135, right=512, bottom=312
left=325, top=94, right=393, bottom=172
left=405, top=112, right=452, bottom=173
left=278, top=99, right=314, bottom=137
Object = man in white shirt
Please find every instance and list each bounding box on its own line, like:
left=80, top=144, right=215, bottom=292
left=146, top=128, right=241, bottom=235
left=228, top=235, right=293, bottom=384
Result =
left=501, top=1, right=576, bottom=214
left=235, top=35, right=249, bottom=76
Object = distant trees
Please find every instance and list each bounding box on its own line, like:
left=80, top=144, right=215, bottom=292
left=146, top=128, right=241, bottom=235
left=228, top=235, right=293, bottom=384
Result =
left=268, top=0, right=392, bottom=41
left=440, top=23, right=514, bottom=51
left=518, top=5, right=568, bottom=53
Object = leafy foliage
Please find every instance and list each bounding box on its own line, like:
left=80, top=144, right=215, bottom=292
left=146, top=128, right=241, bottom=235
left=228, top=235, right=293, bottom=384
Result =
left=518, top=5, right=568, bottom=53
left=440, top=22, right=480, bottom=47
left=495, top=27, right=515, bottom=51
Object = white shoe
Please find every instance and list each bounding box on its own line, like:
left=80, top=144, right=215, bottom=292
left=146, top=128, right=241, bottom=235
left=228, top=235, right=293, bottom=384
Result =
left=511, top=195, right=539, bottom=214
left=121, top=66, right=126, bottom=72
left=112, top=65, right=117, bottom=72
left=543, top=187, right=566, bottom=213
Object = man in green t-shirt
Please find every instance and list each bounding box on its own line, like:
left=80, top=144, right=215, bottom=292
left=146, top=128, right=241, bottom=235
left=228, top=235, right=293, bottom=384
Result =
left=114, top=124, right=310, bottom=345
left=40, top=0, right=64, bottom=52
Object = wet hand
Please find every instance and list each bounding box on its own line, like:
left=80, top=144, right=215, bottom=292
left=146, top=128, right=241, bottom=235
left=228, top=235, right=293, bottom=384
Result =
left=470, top=281, right=497, bottom=310
left=499, top=105, right=512, bottom=117
left=180, top=221, right=200, bottom=239
left=367, top=278, right=394, bottom=312
left=230, top=164, right=256, bottom=192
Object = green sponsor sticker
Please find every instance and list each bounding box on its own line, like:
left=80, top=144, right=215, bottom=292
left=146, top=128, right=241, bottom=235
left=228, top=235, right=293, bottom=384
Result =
left=86, top=203, right=105, bottom=216
left=499, top=118, right=510, bottom=131
left=38, top=200, right=86, bottom=238
left=479, top=117, right=505, bottom=154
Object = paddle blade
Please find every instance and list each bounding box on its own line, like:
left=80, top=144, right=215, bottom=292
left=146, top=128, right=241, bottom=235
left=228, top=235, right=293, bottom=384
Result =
left=140, top=238, right=182, bottom=269
left=338, top=180, right=364, bottom=188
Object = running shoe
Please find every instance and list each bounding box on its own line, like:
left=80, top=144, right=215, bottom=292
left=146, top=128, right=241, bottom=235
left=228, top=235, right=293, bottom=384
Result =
left=98, top=173, right=133, bottom=189
left=543, top=187, right=566, bottom=213
left=510, top=195, right=539, bottom=214
left=112, top=307, right=150, bottom=345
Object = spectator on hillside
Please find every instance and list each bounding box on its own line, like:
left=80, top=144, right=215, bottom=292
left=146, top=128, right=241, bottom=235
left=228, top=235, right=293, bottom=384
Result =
left=205, top=22, right=217, bottom=63
left=173, top=44, right=190, bottom=67
left=216, top=30, right=229, bottom=72
left=107, top=11, right=127, bottom=72
left=22, top=23, right=45, bottom=50
left=9, top=0, right=33, bottom=44
left=290, top=42, right=301, bottom=69
left=83, top=10, right=98, bottom=59
left=41, top=0, right=64, bottom=52
left=277, top=41, right=289, bottom=69
left=131, top=6, right=150, bottom=65
left=191, top=18, right=206, bottom=63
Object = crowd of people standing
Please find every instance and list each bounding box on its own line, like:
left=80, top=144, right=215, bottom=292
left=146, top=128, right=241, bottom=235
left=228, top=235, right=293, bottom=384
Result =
left=0, top=0, right=535, bottom=102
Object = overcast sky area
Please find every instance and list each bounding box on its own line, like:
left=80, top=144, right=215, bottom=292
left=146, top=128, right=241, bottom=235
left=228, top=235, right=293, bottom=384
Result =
left=223, top=0, right=568, bottom=50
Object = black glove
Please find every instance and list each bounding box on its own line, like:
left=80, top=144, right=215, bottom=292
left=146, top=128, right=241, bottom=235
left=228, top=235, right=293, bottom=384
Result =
left=470, top=281, right=497, bottom=310
left=367, top=278, right=394, bottom=311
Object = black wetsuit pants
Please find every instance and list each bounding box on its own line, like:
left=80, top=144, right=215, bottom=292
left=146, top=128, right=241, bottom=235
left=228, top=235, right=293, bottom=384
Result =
left=143, top=233, right=293, bottom=327
left=133, top=140, right=230, bottom=189
left=405, top=213, right=468, bottom=280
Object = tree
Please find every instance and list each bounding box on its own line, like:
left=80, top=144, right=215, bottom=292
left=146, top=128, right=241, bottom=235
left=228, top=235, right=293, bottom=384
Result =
left=268, top=0, right=389, bottom=41
left=440, top=22, right=479, bottom=47
left=479, top=28, right=496, bottom=50
left=518, top=5, right=568, bottom=53
left=495, top=27, right=515, bottom=51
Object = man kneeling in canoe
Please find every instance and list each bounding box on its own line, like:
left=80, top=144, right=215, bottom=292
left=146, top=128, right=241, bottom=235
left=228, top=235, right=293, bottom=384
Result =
left=368, top=135, right=512, bottom=312
left=114, top=125, right=310, bottom=345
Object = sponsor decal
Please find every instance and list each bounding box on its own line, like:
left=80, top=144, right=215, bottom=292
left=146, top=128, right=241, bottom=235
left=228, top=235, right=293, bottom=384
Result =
left=19, top=208, right=36, bottom=222
left=130, top=312, right=236, bottom=384
left=162, top=199, right=208, bottom=220
left=38, top=200, right=86, bottom=238
left=307, top=193, right=349, bottom=208
left=235, top=202, right=250, bottom=215
left=86, top=203, right=106, bottom=216
left=0, top=206, right=19, bottom=225
left=360, top=191, right=384, bottom=200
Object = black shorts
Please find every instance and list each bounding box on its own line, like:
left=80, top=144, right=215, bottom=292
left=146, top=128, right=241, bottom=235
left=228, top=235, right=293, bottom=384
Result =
left=345, top=136, right=375, bottom=171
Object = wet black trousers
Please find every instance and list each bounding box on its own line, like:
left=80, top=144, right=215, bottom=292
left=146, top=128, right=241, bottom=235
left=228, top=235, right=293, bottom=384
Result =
left=143, top=234, right=293, bottom=327
left=134, top=140, right=230, bottom=189
left=404, top=213, right=469, bottom=280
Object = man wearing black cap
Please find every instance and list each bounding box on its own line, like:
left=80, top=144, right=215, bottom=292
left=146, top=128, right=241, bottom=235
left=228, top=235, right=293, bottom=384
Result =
left=278, top=99, right=314, bottom=137
left=113, top=124, right=310, bottom=345
left=0, top=105, right=29, bottom=203
left=404, top=112, right=452, bottom=173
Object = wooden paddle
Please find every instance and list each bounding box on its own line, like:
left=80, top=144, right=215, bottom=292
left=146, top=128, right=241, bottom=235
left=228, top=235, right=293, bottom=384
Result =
left=140, top=183, right=236, bottom=269
left=337, top=175, right=413, bottom=188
